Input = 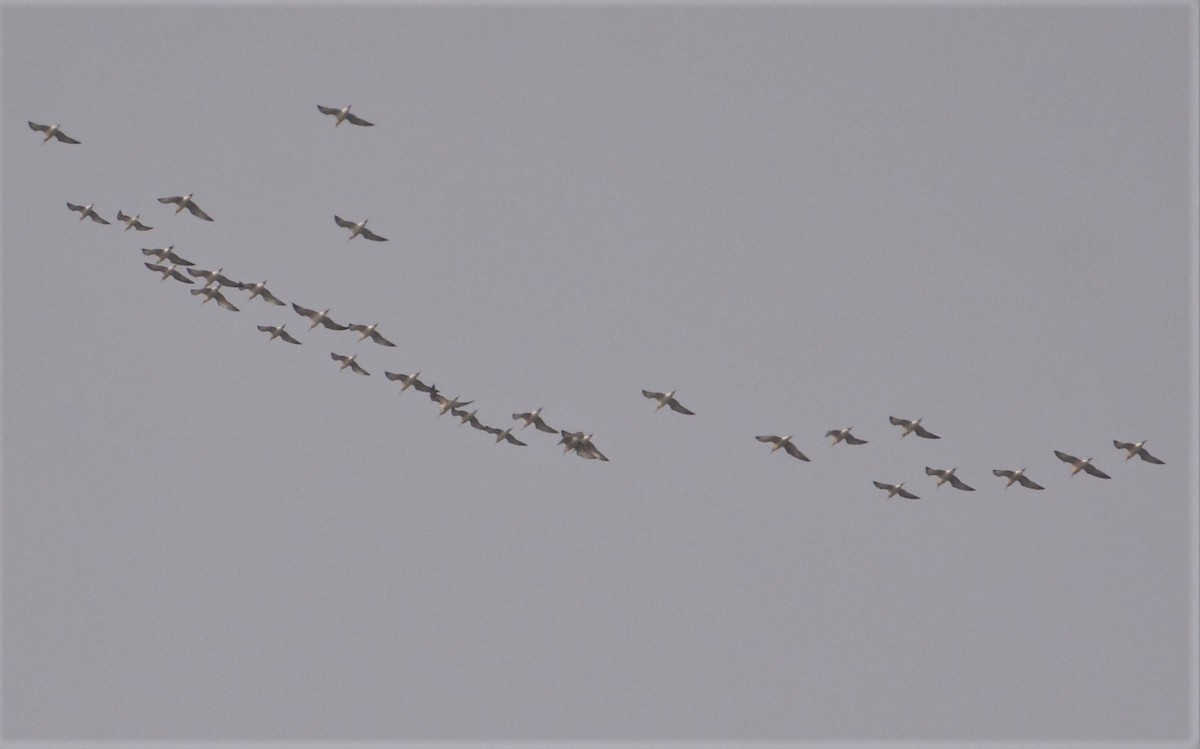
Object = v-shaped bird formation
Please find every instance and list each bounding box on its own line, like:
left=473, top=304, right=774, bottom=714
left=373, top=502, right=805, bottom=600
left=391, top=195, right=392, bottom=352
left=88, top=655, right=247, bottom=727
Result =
left=31, top=109, right=1169, bottom=486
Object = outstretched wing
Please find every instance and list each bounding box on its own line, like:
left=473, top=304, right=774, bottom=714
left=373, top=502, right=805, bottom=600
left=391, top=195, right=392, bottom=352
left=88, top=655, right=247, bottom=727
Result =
left=1137, top=449, right=1165, bottom=465
left=947, top=475, right=975, bottom=491
left=185, top=201, right=214, bottom=221
left=317, top=104, right=341, bottom=116
left=533, top=417, right=557, bottom=433
left=1016, top=475, right=1045, bottom=490
left=368, top=330, right=396, bottom=346
left=642, top=389, right=664, bottom=400
left=667, top=399, right=695, bottom=415
left=897, top=488, right=920, bottom=500
left=334, top=215, right=355, bottom=229
left=359, top=227, right=388, bottom=241
left=1054, top=450, right=1078, bottom=464
left=318, top=317, right=348, bottom=331
left=1082, top=462, right=1110, bottom=479
left=52, top=130, right=80, bottom=144
left=278, top=329, right=302, bottom=345
left=259, top=288, right=286, bottom=306
left=913, top=424, right=940, bottom=439
left=157, top=196, right=183, bottom=206
left=843, top=434, right=868, bottom=445
left=292, top=302, right=317, bottom=319
left=783, top=442, right=810, bottom=462
left=29, top=121, right=49, bottom=133
left=345, top=113, right=374, bottom=126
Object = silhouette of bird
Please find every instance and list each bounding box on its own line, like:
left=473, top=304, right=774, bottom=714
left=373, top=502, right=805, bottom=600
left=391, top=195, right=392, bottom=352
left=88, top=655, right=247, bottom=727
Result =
left=513, top=408, right=557, bottom=433
left=384, top=370, right=434, bottom=393
left=256, top=325, right=302, bottom=345
left=873, top=481, right=919, bottom=499
left=641, top=389, right=695, bottom=415
left=1113, top=440, right=1165, bottom=464
left=292, top=303, right=349, bottom=331
left=925, top=466, right=975, bottom=491
left=66, top=202, right=109, bottom=224
left=992, top=469, right=1044, bottom=490
left=186, top=266, right=239, bottom=289
left=826, top=427, right=867, bottom=445
left=158, top=193, right=213, bottom=221
left=334, top=215, right=388, bottom=242
left=483, top=426, right=527, bottom=446
left=190, top=285, right=239, bottom=311
left=29, top=121, right=80, bottom=144
left=116, top=210, right=152, bottom=232
left=141, top=245, right=193, bottom=266
left=888, top=416, right=940, bottom=439
left=144, top=261, right=194, bottom=284
left=755, top=435, right=810, bottom=462
left=1054, top=450, right=1111, bottom=479
left=317, top=104, right=374, bottom=127
left=238, top=280, right=286, bottom=306
left=331, top=352, right=369, bottom=375
left=348, top=322, right=396, bottom=346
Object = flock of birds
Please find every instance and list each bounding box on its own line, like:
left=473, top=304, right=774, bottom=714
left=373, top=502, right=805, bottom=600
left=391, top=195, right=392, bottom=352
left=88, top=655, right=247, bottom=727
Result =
left=30, top=112, right=1168, bottom=493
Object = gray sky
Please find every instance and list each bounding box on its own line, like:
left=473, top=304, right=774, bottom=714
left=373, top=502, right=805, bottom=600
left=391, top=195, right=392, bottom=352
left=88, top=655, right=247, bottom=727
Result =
left=2, top=3, right=1196, bottom=744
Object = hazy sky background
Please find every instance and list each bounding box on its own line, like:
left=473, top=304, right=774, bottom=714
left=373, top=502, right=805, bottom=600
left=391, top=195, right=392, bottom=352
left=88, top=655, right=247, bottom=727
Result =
left=2, top=3, right=1196, bottom=744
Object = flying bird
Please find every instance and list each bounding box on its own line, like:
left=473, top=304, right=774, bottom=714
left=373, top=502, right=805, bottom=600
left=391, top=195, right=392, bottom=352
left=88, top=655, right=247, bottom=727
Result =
left=256, top=324, right=302, bottom=345
left=158, top=193, right=213, bottom=221
left=292, top=303, right=349, bottom=331
left=29, top=121, right=80, bottom=144
left=452, top=408, right=486, bottom=430
left=1054, top=450, right=1111, bottom=479
left=560, top=431, right=609, bottom=461
left=238, top=280, right=286, bottom=306
left=924, top=466, right=975, bottom=491
left=330, top=352, right=369, bottom=375
left=143, top=261, right=194, bottom=284
left=347, top=322, right=396, bottom=346
left=66, top=202, right=109, bottom=224
left=992, top=469, right=1045, bottom=490
left=873, top=481, right=920, bottom=500
left=384, top=370, right=434, bottom=393
left=334, top=215, right=388, bottom=242
left=755, top=435, right=810, bottom=462
left=826, top=427, right=868, bottom=445
left=141, top=245, right=193, bottom=266
left=888, top=416, right=940, bottom=439
left=186, top=266, right=239, bottom=288
left=116, top=210, right=153, bottom=232
left=1113, top=439, right=1165, bottom=464
left=189, top=285, right=239, bottom=311
left=642, top=389, right=695, bottom=415
left=317, top=104, right=374, bottom=127
left=483, top=426, right=528, bottom=446
left=432, top=393, right=474, bottom=416
left=512, top=408, right=557, bottom=433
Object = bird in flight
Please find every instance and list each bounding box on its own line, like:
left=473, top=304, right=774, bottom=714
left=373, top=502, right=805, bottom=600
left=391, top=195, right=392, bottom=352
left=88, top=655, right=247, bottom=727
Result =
left=1054, top=450, right=1111, bottom=479
left=66, top=202, right=109, bottom=224
left=141, top=245, right=193, bottom=266
left=187, top=266, right=239, bottom=289
left=755, top=435, right=810, bottom=462
left=513, top=408, right=558, bottom=433
left=1113, top=440, right=1165, bottom=465
left=384, top=370, right=434, bottom=394
left=237, top=280, right=286, bottom=306
left=190, top=285, right=239, bottom=312
left=292, top=303, right=349, bottom=331
left=826, top=427, right=868, bottom=445
left=925, top=466, right=975, bottom=491
left=29, top=121, right=80, bottom=144
left=483, top=426, right=528, bottom=446
left=116, top=210, right=153, bottom=232
left=873, top=481, right=919, bottom=500
left=317, top=104, right=374, bottom=127
left=992, top=468, right=1044, bottom=490
left=257, top=325, right=302, bottom=345
left=888, top=416, right=940, bottom=439
left=348, top=322, right=396, bottom=347
left=331, top=352, right=369, bottom=375
left=642, top=389, right=695, bottom=415
left=144, top=261, right=194, bottom=284
left=334, top=215, right=388, bottom=242
left=158, top=193, right=214, bottom=221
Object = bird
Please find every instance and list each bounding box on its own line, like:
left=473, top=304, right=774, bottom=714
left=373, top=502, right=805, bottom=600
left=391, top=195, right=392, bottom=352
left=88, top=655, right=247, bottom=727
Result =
left=888, top=416, right=940, bottom=439
left=512, top=408, right=557, bottom=433
left=452, top=408, right=486, bottom=430
left=1054, top=450, right=1111, bottom=479
left=826, top=427, right=868, bottom=445
left=641, top=389, right=695, bottom=415
left=347, top=322, right=396, bottom=346
left=158, top=194, right=213, bottom=221
left=189, top=285, right=239, bottom=311
left=29, top=121, right=80, bottom=144
left=384, top=370, right=434, bottom=393
left=560, top=431, right=609, bottom=461
left=66, top=202, right=109, bottom=224
left=143, top=261, right=194, bottom=284
left=1113, top=440, right=1165, bottom=464
left=237, top=280, right=286, bottom=306
left=992, top=469, right=1045, bottom=490
left=755, top=435, right=810, bottom=462
left=334, top=215, right=388, bottom=242
left=115, top=210, right=153, bottom=232
left=186, top=266, right=239, bottom=288
left=873, top=481, right=920, bottom=500
left=432, top=393, right=474, bottom=416
left=141, top=245, right=193, bottom=266
left=317, top=104, right=374, bottom=127
left=330, top=352, right=369, bottom=375
left=924, top=466, right=975, bottom=491
left=483, top=426, right=527, bottom=446
left=292, top=303, right=349, bottom=331
left=256, top=324, right=302, bottom=345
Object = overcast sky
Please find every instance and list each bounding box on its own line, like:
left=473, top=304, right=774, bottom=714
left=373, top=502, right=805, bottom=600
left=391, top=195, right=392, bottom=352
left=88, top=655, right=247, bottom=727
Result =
left=2, top=3, right=1196, bottom=745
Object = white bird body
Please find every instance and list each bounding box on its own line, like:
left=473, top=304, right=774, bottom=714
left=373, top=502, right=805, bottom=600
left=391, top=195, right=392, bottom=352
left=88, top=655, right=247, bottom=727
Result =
left=66, top=202, right=109, bottom=224
left=755, top=435, right=810, bottom=462
left=29, top=121, right=80, bottom=144
left=1113, top=439, right=1165, bottom=464
left=158, top=193, right=213, bottom=221
left=1054, top=450, right=1111, bottom=479
left=317, top=104, right=374, bottom=127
